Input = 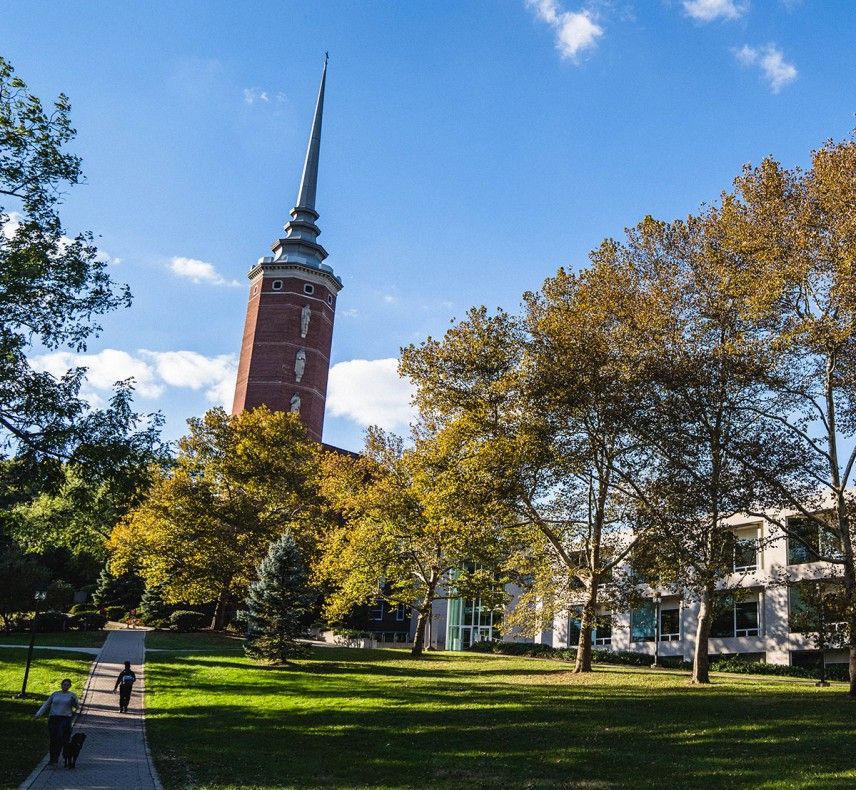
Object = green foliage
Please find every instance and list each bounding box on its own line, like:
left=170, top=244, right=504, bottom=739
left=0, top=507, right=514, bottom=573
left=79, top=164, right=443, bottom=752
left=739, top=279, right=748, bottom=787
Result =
left=170, top=610, right=207, bottom=632
left=44, top=579, right=74, bottom=612
left=138, top=583, right=173, bottom=624
left=105, top=605, right=126, bottom=621
left=68, top=604, right=96, bottom=615
left=244, top=532, right=314, bottom=663
left=67, top=611, right=107, bottom=630
left=110, top=407, right=320, bottom=627
left=92, top=567, right=144, bottom=609
left=34, top=610, right=69, bottom=632
left=0, top=540, right=47, bottom=631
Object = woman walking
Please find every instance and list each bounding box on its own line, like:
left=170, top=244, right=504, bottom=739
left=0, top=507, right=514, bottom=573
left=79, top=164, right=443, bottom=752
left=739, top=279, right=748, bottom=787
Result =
left=34, top=678, right=79, bottom=765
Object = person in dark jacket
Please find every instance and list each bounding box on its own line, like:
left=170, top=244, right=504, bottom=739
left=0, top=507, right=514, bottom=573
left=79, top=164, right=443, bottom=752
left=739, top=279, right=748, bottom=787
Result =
left=35, top=678, right=79, bottom=765
left=113, top=661, right=136, bottom=713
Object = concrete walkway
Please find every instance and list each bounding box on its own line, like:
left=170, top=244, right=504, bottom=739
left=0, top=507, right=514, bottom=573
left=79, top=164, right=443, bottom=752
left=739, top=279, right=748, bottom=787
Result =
left=20, top=629, right=161, bottom=790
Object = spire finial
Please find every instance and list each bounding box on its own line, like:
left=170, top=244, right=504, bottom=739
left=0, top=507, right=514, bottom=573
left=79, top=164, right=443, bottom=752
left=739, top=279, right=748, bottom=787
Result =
left=294, top=57, right=327, bottom=212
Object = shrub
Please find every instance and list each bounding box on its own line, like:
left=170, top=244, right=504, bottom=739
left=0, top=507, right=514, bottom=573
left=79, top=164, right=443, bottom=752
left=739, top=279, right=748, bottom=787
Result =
left=170, top=610, right=207, bottom=632
left=105, top=605, right=126, bottom=622
left=45, top=580, right=75, bottom=612
left=34, top=610, right=69, bottom=632
left=68, top=612, right=108, bottom=631
left=68, top=603, right=96, bottom=615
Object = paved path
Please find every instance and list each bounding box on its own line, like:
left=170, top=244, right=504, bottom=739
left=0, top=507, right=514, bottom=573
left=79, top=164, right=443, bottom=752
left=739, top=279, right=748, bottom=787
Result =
left=21, top=629, right=161, bottom=790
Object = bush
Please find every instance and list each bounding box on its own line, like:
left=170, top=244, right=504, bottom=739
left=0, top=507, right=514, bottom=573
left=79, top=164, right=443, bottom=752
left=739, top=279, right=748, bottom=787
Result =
left=45, top=580, right=75, bottom=612
left=68, top=612, right=108, bottom=631
left=68, top=603, right=96, bottom=615
left=34, top=610, right=69, bottom=632
left=170, top=610, right=207, bottom=632
left=105, top=605, right=126, bottom=622
left=709, top=655, right=850, bottom=682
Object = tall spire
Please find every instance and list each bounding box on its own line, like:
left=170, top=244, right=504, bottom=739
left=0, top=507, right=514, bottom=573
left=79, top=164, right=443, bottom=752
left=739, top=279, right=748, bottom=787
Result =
left=295, top=53, right=327, bottom=212
left=271, top=55, right=336, bottom=274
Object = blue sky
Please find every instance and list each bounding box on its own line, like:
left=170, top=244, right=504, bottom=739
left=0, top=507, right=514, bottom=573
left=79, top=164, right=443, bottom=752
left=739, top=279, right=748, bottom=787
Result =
left=2, top=1, right=853, bottom=451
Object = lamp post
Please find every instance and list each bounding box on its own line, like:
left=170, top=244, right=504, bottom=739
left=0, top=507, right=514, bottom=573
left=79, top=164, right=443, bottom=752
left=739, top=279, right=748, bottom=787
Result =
left=651, top=591, right=662, bottom=668
left=19, top=590, right=47, bottom=698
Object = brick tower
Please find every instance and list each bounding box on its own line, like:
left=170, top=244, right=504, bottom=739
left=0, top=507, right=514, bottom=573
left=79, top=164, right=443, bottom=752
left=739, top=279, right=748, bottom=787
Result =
left=232, top=58, right=342, bottom=443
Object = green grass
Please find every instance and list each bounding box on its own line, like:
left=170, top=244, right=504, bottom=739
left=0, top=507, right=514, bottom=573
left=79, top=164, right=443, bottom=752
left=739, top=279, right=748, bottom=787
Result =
left=145, top=644, right=856, bottom=790
left=0, top=630, right=107, bottom=648
left=145, top=630, right=244, bottom=652
left=0, top=649, right=93, bottom=787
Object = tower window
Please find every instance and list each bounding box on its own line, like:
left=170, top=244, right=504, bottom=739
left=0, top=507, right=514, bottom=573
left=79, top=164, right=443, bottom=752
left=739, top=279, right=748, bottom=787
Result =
left=271, top=280, right=283, bottom=291
left=303, top=283, right=315, bottom=295
left=327, top=294, right=333, bottom=305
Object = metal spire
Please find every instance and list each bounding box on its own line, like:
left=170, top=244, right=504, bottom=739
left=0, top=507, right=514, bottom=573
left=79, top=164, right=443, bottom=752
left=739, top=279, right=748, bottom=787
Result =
left=295, top=54, right=327, bottom=211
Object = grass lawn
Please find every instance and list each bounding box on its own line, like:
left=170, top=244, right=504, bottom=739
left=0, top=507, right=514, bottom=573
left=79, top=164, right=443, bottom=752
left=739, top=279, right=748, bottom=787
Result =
left=145, top=630, right=244, bottom=651
left=145, top=644, right=856, bottom=790
left=0, top=648, right=93, bottom=787
left=0, top=630, right=107, bottom=648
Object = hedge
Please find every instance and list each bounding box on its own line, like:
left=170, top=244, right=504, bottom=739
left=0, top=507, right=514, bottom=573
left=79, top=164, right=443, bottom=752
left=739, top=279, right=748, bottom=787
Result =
left=68, top=612, right=108, bottom=631
left=170, top=610, right=207, bottom=632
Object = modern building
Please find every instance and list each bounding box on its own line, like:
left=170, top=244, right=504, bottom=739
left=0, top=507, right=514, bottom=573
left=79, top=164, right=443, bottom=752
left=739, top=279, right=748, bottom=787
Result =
left=429, top=508, right=849, bottom=671
left=232, top=57, right=342, bottom=443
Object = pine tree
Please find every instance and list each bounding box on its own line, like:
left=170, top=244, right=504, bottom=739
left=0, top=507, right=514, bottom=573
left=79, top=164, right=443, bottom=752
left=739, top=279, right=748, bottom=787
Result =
left=138, top=583, right=172, bottom=625
left=244, top=532, right=314, bottom=663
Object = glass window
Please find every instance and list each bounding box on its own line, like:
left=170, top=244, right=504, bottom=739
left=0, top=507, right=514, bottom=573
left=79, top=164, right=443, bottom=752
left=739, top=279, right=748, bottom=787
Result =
left=593, top=614, right=612, bottom=645
left=631, top=601, right=656, bottom=642
left=787, top=517, right=820, bottom=564
left=368, top=601, right=384, bottom=621
left=735, top=601, right=759, bottom=636
left=567, top=610, right=581, bottom=645
left=734, top=538, right=758, bottom=571
left=661, top=608, right=680, bottom=640
left=710, top=596, right=735, bottom=638
left=303, top=283, right=315, bottom=295
left=272, top=279, right=283, bottom=290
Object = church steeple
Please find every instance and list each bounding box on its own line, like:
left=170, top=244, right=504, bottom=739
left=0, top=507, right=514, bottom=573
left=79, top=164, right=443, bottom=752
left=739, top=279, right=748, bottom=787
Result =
left=271, top=56, right=335, bottom=268
left=233, top=56, right=343, bottom=444
left=295, top=53, right=326, bottom=214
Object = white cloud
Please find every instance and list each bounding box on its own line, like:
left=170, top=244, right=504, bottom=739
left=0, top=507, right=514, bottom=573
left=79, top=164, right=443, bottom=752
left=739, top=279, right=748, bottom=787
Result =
left=32, top=349, right=164, bottom=402
left=140, top=350, right=237, bottom=406
left=683, top=0, right=746, bottom=22
left=169, top=256, right=241, bottom=287
left=327, top=358, right=416, bottom=431
left=735, top=44, right=797, bottom=93
left=30, top=348, right=238, bottom=408
left=527, top=0, right=603, bottom=62
left=243, top=87, right=269, bottom=104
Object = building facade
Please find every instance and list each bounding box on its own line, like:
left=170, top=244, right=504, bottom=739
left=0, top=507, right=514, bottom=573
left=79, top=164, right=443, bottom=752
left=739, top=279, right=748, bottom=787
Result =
left=429, top=509, right=848, bottom=670
left=232, top=58, right=342, bottom=443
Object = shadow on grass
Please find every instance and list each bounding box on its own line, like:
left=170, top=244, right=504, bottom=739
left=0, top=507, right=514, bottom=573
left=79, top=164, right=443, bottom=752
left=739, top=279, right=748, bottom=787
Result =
left=145, top=649, right=856, bottom=790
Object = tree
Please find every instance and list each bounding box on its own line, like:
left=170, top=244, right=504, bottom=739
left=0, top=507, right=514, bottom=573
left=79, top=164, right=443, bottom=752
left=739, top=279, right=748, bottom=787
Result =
left=108, top=407, right=319, bottom=629
left=0, top=539, right=47, bottom=632
left=244, top=532, right=315, bottom=663
left=0, top=56, right=138, bottom=462
left=92, top=567, right=144, bottom=610
left=318, top=426, right=505, bottom=657
left=707, top=136, right=856, bottom=694
left=401, top=294, right=652, bottom=673
left=138, top=583, right=172, bottom=625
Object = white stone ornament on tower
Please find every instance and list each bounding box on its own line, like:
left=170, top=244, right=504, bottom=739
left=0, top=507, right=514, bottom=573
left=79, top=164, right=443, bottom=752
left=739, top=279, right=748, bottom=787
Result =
left=294, top=349, right=306, bottom=383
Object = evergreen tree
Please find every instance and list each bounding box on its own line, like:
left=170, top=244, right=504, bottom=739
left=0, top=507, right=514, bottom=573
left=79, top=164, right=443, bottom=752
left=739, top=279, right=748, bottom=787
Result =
left=138, top=583, right=172, bottom=625
left=92, top=568, right=144, bottom=610
left=244, top=532, right=314, bottom=663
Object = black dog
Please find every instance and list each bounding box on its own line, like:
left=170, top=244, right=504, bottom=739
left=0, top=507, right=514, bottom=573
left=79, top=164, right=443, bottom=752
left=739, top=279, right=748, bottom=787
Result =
left=63, top=732, right=86, bottom=768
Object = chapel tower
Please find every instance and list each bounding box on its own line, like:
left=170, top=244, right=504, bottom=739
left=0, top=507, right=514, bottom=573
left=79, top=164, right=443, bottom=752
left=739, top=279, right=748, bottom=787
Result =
left=232, top=58, right=342, bottom=443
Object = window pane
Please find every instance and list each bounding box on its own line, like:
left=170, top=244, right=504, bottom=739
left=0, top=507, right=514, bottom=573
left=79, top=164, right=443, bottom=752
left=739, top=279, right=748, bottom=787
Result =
left=594, top=614, right=612, bottom=643
left=568, top=612, right=581, bottom=645
left=661, top=608, right=680, bottom=636
left=631, top=601, right=656, bottom=642
left=710, top=597, right=734, bottom=638
left=735, top=601, right=758, bottom=632
left=787, top=517, right=820, bottom=564
left=734, top=538, right=757, bottom=570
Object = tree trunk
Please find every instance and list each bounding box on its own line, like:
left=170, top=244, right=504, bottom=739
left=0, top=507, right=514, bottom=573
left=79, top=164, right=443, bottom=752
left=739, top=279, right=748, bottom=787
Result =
left=574, top=584, right=598, bottom=673
left=692, top=585, right=714, bottom=684
left=411, top=606, right=430, bottom=657
left=211, top=591, right=228, bottom=631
